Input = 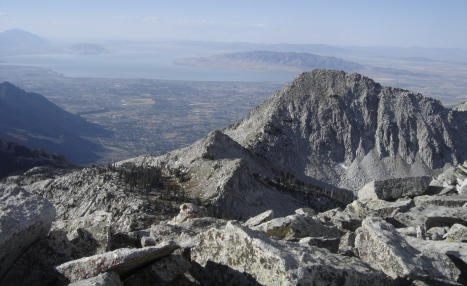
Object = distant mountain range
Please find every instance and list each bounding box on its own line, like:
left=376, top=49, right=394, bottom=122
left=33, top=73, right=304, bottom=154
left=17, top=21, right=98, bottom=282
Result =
left=0, top=29, right=52, bottom=54
left=0, top=82, right=111, bottom=164
left=174, top=50, right=427, bottom=78
left=175, top=50, right=364, bottom=73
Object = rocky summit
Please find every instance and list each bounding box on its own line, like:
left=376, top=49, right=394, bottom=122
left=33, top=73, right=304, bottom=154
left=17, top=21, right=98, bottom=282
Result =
left=225, top=69, right=467, bottom=191
left=1, top=69, right=467, bottom=285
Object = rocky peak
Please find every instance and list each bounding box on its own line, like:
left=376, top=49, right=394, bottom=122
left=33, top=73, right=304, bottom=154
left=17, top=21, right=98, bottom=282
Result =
left=225, top=69, right=467, bottom=190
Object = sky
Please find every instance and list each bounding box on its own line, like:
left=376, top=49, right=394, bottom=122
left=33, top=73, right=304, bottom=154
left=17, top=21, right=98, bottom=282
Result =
left=1, top=0, right=466, bottom=49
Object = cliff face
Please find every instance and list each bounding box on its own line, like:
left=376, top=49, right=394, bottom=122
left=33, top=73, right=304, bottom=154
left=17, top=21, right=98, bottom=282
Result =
left=225, top=69, right=467, bottom=190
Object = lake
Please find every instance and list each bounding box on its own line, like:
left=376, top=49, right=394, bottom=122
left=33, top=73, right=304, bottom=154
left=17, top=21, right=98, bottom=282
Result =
left=0, top=51, right=294, bottom=82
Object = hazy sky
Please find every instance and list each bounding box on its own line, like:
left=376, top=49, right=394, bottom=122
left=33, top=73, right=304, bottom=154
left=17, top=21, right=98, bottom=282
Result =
left=1, top=0, right=466, bottom=48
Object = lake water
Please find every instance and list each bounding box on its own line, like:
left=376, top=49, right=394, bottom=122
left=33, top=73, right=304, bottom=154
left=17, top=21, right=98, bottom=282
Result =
left=0, top=51, right=294, bottom=82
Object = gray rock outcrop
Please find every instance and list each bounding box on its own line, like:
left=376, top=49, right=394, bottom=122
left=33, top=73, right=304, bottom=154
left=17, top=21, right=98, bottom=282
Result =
left=357, top=176, right=431, bottom=201
left=446, top=223, right=467, bottom=242
left=253, top=213, right=340, bottom=239
left=0, top=211, right=113, bottom=285
left=0, top=185, right=56, bottom=280
left=191, top=221, right=392, bottom=285
left=355, top=217, right=460, bottom=283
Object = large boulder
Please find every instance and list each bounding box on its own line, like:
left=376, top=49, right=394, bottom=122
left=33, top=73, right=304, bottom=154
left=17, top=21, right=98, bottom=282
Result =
left=253, top=213, right=340, bottom=239
left=52, top=210, right=112, bottom=256
left=55, top=240, right=179, bottom=283
left=413, top=195, right=467, bottom=208
left=445, top=223, right=467, bottom=242
left=394, top=205, right=467, bottom=229
left=355, top=217, right=460, bottom=283
left=1, top=211, right=113, bottom=286
left=0, top=185, right=56, bottom=280
left=191, top=221, right=392, bottom=285
left=404, top=236, right=467, bottom=285
left=150, top=217, right=227, bottom=248
left=357, top=176, right=431, bottom=201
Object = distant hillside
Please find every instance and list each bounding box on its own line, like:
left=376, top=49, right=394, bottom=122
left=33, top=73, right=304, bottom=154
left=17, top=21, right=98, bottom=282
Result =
left=0, top=29, right=52, bottom=54
left=0, top=138, right=74, bottom=179
left=0, top=82, right=111, bottom=164
left=174, top=50, right=364, bottom=73
left=67, top=43, right=108, bottom=55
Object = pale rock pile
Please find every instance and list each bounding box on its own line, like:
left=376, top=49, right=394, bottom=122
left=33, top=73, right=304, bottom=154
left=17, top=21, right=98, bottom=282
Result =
left=2, top=163, right=467, bottom=285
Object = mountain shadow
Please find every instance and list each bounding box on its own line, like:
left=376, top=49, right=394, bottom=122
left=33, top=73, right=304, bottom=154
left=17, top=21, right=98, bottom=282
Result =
left=0, top=82, right=111, bottom=165
left=0, top=138, right=75, bottom=179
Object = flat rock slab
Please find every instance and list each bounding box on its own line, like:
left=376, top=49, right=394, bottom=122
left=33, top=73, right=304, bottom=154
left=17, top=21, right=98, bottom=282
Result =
left=357, top=176, right=431, bottom=201
left=405, top=236, right=467, bottom=266
left=347, top=199, right=413, bottom=219
left=243, top=210, right=274, bottom=227
left=192, top=221, right=393, bottom=285
left=414, top=195, right=467, bottom=208
left=394, top=206, right=467, bottom=229
left=55, top=240, right=179, bottom=282
left=0, top=185, right=56, bottom=280
left=355, top=217, right=460, bottom=283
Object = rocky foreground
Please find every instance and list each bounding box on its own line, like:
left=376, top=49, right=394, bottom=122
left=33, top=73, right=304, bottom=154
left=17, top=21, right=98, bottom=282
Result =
left=1, top=162, right=467, bottom=285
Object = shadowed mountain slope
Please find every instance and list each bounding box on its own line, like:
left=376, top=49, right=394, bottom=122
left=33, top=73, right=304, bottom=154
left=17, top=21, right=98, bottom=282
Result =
left=0, top=138, right=74, bottom=179
left=0, top=82, right=110, bottom=164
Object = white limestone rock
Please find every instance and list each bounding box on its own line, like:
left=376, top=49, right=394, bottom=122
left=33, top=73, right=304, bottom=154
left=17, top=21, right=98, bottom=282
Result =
left=338, top=232, right=356, bottom=256
left=394, top=205, right=467, bottom=229
left=445, top=223, right=467, bottom=242
left=150, top=217, right=227, bottom=248
left=355, top=217, right=460, bottom=283
left=357, top=176, right=431, bottom=201
left=52, top=210, right=112, bottom=256
left=243, top=209, right=274, bottom=227
left=0, top=185, right=56, bottom=280
left=414, top=195, right=467, bottom=208
left=191, top=221, right=392, bottom=285
left=55, top=240, right=179, bottom=283
left=346, top=198, right=414, bottom=219
left=253, top=213, right=340, bottom=239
